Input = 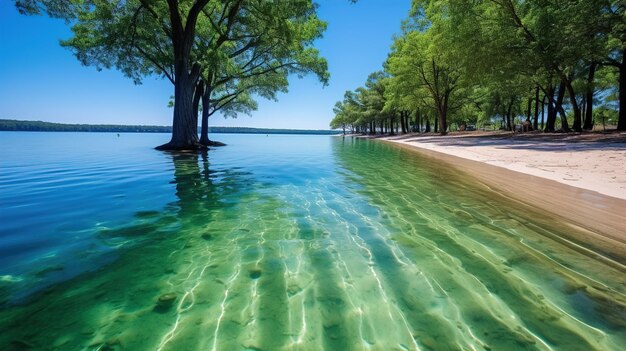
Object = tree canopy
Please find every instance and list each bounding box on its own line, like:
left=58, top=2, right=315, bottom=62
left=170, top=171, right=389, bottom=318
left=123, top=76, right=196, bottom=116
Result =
left=331, top=0, right=626, bottom=134
left=17, top=0, right=329, bottom=150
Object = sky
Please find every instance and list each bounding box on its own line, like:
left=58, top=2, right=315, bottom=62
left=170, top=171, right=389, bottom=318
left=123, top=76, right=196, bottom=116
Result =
left=0, top=1, right=411, bottom=130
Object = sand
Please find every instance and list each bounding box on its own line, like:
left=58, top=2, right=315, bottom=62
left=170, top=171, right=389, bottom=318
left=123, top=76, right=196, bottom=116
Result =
left=369, top=132, right=626, bottom=257
left=380, top=132, right=626, bottom=200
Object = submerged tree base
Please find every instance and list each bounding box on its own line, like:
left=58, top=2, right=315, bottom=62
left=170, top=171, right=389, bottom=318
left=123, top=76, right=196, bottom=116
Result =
left=201, top=139, right=226, bottom=147
left=155, top=139, right=226, bottom=151
left=155, top=142, right=208, bottom=151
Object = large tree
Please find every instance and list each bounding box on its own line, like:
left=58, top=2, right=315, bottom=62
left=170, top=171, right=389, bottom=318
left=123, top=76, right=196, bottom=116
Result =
left=16, top=0, right=328, bottom=150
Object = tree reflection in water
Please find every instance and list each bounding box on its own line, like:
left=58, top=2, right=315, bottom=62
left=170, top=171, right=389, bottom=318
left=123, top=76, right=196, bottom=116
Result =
left=0, top=151, right=256, bottom=350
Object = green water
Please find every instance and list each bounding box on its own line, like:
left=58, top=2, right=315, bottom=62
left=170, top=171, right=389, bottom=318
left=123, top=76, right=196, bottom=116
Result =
left=0, top=134, right=624, bottom=350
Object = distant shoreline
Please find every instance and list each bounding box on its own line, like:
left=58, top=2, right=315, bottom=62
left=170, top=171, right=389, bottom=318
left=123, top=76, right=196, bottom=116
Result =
left=0, top=119, right=339, bottom=135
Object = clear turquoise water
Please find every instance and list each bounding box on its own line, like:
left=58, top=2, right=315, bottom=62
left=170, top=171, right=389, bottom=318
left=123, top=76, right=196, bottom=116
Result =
left=0, top=132, right=624, bottom=350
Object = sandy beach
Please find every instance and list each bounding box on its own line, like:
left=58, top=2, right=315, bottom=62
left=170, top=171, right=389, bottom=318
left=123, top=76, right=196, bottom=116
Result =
left=370, top=132, right=626, bottom=262
left=380, top=132, right=626, bottom=200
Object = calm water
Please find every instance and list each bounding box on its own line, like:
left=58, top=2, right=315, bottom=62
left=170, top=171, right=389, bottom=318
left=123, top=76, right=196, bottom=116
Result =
left=0, top=132, right=624, bottom=351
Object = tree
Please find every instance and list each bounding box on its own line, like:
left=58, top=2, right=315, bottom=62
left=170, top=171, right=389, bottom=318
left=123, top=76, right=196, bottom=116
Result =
left=359, top=71, right=389, bottom=134
left=16, top=0, right=328, bottom=150
left=331, top=90, right=366, bottom=133
left=330, top=102, right=349, bottom=134
left=604, top=0, right=626, bottom=130
left=432, top=0, right=616, bottom=132
left=387, top=29, right=465, bottom=135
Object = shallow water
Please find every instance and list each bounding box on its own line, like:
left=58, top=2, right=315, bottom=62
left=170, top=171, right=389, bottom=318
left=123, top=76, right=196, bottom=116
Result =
left=0, top=132, right=624, bottom=351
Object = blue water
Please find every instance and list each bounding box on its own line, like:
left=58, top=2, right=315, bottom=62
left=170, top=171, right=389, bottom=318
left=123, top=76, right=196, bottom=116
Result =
left=0, top=132, right=624, bottom=350
left=0, top=132, right=336, bottom=299
left=1, top=133, right=167, bottom=292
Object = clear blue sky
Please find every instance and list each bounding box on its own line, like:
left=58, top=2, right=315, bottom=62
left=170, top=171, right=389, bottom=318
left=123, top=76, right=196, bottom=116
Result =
left=0, top=1, right=410, bottom=130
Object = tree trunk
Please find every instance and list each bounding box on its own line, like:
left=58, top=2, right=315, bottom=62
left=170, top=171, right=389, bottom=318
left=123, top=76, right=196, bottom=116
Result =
left=618, top=49, right=626, bottom=131
left=193, top=81, right=203, bottom=122
left=581, top=97, right=586, bottom=127
left=200, top=84, right=211, bottom=146
left=583, top=63, right=597, bottom=130
left=541, top=95, right=546, bottom=131
left=434, top=115, right=439, bottom=134
left=194, top=82, right=207, bottom=145
left=405, top=113, right=410, bottom=133
left=405, top=112, right=409, bottom=132
left=555, top=81, right=569, bottom=131
left=193, top=81, right=204, bottom=125
left=506, top=98, right=514, bottom=132
left=565, top=78, right=582, bottom=132
left=526, top=94, right=532, bottom=123
left=545, top=84, right=558, bottom=132
left=439, top=94, right=449, bottom=135
left=416, top=110, right=421, bottom=133
left=404, top=111, right=408, bottom=133
left=425, top=116, right=431, bottom=133
left=534, top=86, right=540, bottom=130
left=156, top=2, right=204, bottom=151
left=157, top=71, right=202, bottom=150
left=437, top=109, right=447, bottom=135
left=559, top=106, right=570, bottom=131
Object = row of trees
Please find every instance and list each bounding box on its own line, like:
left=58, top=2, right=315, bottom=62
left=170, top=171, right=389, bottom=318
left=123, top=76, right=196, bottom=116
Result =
left=19, top=0, right=329, bottom=150
left=332, top=0, right=626, bottom=135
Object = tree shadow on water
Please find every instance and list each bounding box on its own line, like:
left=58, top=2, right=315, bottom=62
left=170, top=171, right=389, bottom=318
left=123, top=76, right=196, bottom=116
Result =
left=98, top=151, right=252, bottom=241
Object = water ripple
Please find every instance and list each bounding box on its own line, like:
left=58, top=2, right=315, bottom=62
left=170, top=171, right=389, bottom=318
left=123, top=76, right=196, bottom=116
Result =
left=0, top=133, right=624, bottom=350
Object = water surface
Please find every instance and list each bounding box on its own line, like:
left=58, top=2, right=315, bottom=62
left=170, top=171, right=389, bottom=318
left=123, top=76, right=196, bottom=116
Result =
left=0, top=132, right=624, bottom=350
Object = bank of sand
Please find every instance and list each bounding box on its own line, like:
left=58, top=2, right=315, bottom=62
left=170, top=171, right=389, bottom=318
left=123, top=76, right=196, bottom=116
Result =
left=371, top=132, right=626, bottom=263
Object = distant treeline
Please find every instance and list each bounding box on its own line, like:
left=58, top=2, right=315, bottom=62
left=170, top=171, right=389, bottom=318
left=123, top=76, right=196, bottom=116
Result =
left=0, top=119, right=171, bottom=133
left=0, top=119, right=338, bottom=135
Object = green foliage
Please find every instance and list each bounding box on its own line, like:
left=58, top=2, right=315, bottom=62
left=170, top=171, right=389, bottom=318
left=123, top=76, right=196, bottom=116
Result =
left=197, top=0, right=329, bottom=119
left=594, top=106, right=619, bottom=126
left=16, top=0, right=330, bottom=146
left=333, top=0, right=625, bottom=134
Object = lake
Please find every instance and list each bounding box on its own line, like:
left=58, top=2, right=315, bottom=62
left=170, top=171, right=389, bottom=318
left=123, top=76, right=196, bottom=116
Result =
left=0, top=132, right=624, bottom=350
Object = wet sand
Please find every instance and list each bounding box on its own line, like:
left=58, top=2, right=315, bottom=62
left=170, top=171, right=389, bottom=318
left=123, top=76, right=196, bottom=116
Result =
left=374, top=132, right=626, bottom=263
